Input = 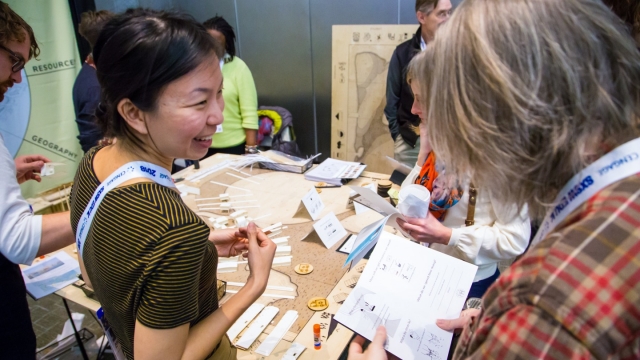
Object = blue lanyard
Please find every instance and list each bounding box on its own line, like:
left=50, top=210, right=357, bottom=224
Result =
left=75, top=161, right=176, bottom=258
left=531, top=137, right=640, bottom=247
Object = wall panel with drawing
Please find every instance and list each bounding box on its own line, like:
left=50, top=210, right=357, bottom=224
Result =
left=332, top=25, right=418, bottom=174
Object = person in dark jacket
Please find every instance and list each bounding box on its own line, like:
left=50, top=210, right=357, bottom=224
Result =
left=72, top=10, right=113, bottom=153
left=384, top=0, right=451, bottom=167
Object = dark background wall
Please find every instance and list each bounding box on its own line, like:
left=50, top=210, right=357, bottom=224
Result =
left=93, top=0, right=461, bottom=158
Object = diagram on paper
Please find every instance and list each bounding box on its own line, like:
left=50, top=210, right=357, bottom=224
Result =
left=379, top=254, right=415, bottom=282
left=334, top=231, right=478, bottom=360
left=404, top=328, right=445, bottom=360
left=347, top=288, right=402, bottom=338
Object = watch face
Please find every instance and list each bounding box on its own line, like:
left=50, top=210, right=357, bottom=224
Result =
left=465, top=297, right=482, bottom=310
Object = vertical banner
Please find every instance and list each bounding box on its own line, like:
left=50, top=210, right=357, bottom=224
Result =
left=0, top=0, right=82, bottom=198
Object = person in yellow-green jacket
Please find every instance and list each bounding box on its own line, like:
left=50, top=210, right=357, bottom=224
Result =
left=203, top=16, right=259, bottom=156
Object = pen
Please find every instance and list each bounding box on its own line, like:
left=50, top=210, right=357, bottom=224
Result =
left=315, top=185, right=341, bottom=189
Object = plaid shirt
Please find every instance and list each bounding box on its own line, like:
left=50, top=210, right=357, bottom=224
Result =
left=454, top=173, right=640, bottom=359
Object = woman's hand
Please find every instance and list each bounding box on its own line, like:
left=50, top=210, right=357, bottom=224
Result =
left=436, top=308, right=481, bottom=332
left=348, top=326, right=390, bottom=360
left=397, top=213, right=452, bottom=245
left=208, top=228, right=249, bottom=257
left=238, top=223, right=276, bottom=293
left=15, top=154, right=50, bottom=184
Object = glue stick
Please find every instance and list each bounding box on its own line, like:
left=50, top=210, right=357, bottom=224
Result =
left=313, top=323, right=321, bottom=350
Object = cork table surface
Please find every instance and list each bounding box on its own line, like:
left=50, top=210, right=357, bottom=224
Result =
left=54, top=153, right=396, bottom=360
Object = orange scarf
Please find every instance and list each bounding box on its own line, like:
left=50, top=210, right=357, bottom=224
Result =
left=414, top=151, right=462, bottom=221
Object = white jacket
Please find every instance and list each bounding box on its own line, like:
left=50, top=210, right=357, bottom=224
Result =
left=402, top=165, right=530, bottom=281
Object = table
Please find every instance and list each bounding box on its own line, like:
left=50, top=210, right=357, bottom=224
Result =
left=55, top=154, right=397, bottom=359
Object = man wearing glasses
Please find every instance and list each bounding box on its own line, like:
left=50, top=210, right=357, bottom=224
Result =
left=0, top=2, right=75, bottom=358
left=384, top=0, right=452, bottom=168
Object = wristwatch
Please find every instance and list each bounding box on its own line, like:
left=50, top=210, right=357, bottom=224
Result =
left=464, top=297, right=482, bottom=310
left=245, top=145, right=259, bottom=154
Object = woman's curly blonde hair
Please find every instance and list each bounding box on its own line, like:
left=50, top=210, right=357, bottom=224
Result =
left=417, top=0, right=640, bottom=219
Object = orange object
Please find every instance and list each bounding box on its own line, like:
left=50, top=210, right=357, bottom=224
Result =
left=313, top=323, right=321, bottom=349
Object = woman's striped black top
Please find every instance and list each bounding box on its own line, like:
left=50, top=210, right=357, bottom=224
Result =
left=70, top=147, right=219, bottom=359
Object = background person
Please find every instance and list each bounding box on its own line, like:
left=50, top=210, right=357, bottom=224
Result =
left=384, top=0, right=451, bottom=168
left=396, top=52, right=530, bottom=299
left=418, top=0, right=640, bottom=358
left=202, top=16, right=259, bottom=156
left=73, top=10, right=114, bottom=153
left=70, top=9, right=275, bottom=359
left=0, top=2, right=75, bottom=358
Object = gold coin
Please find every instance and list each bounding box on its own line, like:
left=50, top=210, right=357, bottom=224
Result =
left=377, top=180, right=392, bottom=188
left=316, top=188, right=322, bottom=194
left=294, top=263, right=314, bottom=275
left=307, top=297, right=329, bottom=311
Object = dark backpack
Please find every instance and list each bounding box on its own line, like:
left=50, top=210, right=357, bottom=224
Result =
left=258, top=106, right=303, bottom=157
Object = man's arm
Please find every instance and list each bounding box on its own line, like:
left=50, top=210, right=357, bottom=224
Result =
left=37, top=211, right=74, bottom=257
left=384, top=50, right=402, bottom=141
left=1, top=146, right=74, bottom=264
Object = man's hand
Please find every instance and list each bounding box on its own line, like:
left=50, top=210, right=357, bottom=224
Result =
left=397, top=214, right=452, bottom=245
left=436, top=308, right=481, bottom=332
left=208, top=228, right=249, bottom=257
left=15, top=155, right=50, bottom=184
left=348, top=326, right=388, bottom=360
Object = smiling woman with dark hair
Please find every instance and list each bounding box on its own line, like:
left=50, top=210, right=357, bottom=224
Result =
left=69, top=9, right=275, bottom=359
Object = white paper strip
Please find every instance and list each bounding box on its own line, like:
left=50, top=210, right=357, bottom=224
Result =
left=270, top=236, right=290, bottom=245
left=217, top=262, right=238, bottom=273
left=226, top=282, right=295, bottom=292
left=197, top=200, right=257, bottom=207
left=225, top=290, right=295, bottom=299
left=199, top=205, right=260, bottom=210
left=263, top=222, right=283, bottom=232
left=195, top=194, right=251, bottom=201
left=210, top=180, right=252, bottom=192
left=272, top=256, right=292, bottom=267
left=186, top=161, right=231, bottom=181
left=227, top=303, right=265, bottom=341
left=235, top=306, right=279, bottom=349
left=226, top=172, right=260, bottom=184
left=276, top=245, right=292, bottom=256
left=176, top=184, right=200, bottom=195
left=282, top=342, right=306, bottom=360
left=255, top=310, right=299, bottom=356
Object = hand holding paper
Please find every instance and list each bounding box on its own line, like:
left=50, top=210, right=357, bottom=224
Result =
left=14, top=154, right=50, bottom=183
left=396, top=215, right=452, bottom=245
left=436, top=308, right=481, bottom=332
left=348, top=326, right=389, bottom=360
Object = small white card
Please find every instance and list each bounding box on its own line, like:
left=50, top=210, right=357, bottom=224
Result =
left=216, top=124, right=223, bottom=133
left=313, top=212, right=347, bottom=248
left=351, top=183, right=376, bottom=214
left=301, top=187, right=325, bottom=220
left=282, top=342, right=306, bottom=360
left=338, top=234, right=357, bottom=254
left=40, top=163, right=55, bottom=176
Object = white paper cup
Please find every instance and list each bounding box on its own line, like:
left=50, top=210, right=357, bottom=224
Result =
left=398, top=184, right=431, bottom=205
